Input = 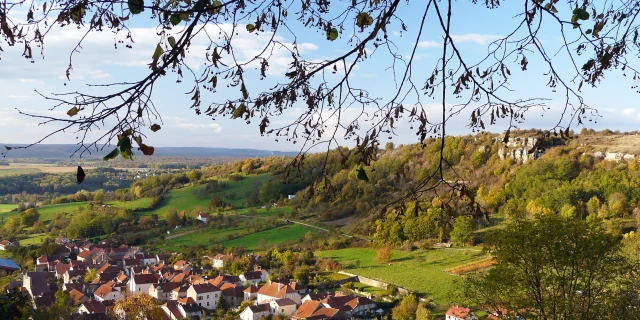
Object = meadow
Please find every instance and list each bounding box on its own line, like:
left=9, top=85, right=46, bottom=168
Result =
left=221, top=224, right=316, bottom=251
left=317, top=248, right=488, bottom=308
left=0, top=204, right=17, bottom=213
left=147, top=173, right=273, bottom=218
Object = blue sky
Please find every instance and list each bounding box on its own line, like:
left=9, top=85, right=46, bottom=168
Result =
left=1, top=0, right=639, bottom=153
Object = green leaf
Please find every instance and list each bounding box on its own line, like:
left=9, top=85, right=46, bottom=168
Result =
left=118, top=136, right=132, bottom=152
left=128, top=0, right=144, bottom=15
left=152, top=44, right=164, bottom=61
left=67, top=107, right=79, bottom=117
left=232, top=103, right=247, bottom=119
left=211, top=0, right=223, bottom=14
left=170, top=14, right=181, bottom=26
left=585, top=29, right=592, bottom=34
left=103, top=148, right=120, bottom=161
left=356, top=167, right=369, bottom=182
left=356, top=12, right=374, bottom=29
left=168, top=36, right=177, bottom=48
left=326, top=28, right=339, bottom=41
left=246, top=24, right=256, bottom=33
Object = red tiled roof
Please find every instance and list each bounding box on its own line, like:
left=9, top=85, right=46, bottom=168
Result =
left=190, top=283, right=220, bottom=294
left=273, top=298, right=297, bottom=306
left=133, top=273, right=158, bottom=284
left=82, top=300, right=106, bottom=313
left=446, top=305, right=472, bottom=319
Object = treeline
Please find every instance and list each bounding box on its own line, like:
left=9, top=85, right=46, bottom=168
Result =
left=0, top=168, right=133, bottom=203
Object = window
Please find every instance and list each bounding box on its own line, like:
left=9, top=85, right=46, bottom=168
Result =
left=207, top=295, right=209, bottom=299
left=207, top=302, right=210, bottom=307
left=198, top=296, right=202, bottom=301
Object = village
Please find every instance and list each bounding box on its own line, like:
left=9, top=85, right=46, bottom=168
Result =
left=0, top=236, right=481, bottom=320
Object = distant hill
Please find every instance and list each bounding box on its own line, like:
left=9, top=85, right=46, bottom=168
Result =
left=0, top=144, right=298, bottom=159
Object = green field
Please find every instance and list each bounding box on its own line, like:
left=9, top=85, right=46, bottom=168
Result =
left=148, top=174, right=273, bottom=218
left=0, top=198, right=155, bottom=223
left=165, top=227, right=246, bottom=248
left=0, top=204, right=17, bottom=213
left=317, top=248, right=488, bottom=307
left=221, top=223, right=316, bottom=251
left=19, top=233, right=49, bottom=245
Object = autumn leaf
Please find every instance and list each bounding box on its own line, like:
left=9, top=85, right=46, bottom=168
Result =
left=139, top=144, right=155, bottom=156
left=246, top=24, right=256, bottom=32
left=168, top=36, right=176, bottom=48
left=150, top=124, right=161, bottom=132
left=356, top=12, right=374, bottom=30
left=76, top=166, right=85, bottom=184
left=67, top=107, right=79, bottom=117
left=232, top=103, right=247, bottom=119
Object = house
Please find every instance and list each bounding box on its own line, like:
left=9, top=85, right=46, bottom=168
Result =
left=186, top=283, right=221, bottom=310
left=244, top=285, right=260, bottom=301
left=0, top=240, right=16, bottom=250
left=55, top=236, right=70, bottom=245
left=197, top=212, right=211, bottom=223
left=256, top=280, right=303, bottom=304
left=35, top=255, right=59, bottom=272
left=23, top=271, right=53, bottom=298
left=239, top=303, right=271, bottom=320
left=239, top=271, right=263, bottom=286
left=77, top=300, right=106, bottom=315
left=446, top=305, right=478, bottom=320
left=270, top=298, right=298, bottom=317
left=93, top=281, right=124, bottom=301
left=318, top=293, right=377, bottom=316
left=220, top=282, right=245, bottom=307
left=162, top=300, right=203, bottom=320
left=0, top=258, right=20, bottom=272
left=68, top=288, right=88, bottom=305
left=209, top=274, right=242, bottom=287
left=141, top=253, right=157, bottom=266
left=156, top=254, right=171, bottom=264
left=292, top=300, right=348, bottom=319
left=256, top=268, right=270, bottom=282
left=149, top=282, right=180, bottom=301
left=212, top=253, right=230, bottom=269
left=173, top=260, right=191, bottom=271
left=129, top=273, right=158, bottom=294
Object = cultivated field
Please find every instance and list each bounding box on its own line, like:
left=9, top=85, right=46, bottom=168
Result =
left=317, top=248, right=489, bottom=308
left=0, top=163, right=94, bottom=176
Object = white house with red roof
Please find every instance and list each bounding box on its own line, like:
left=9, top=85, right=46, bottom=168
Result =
left=256, top=280, right=302, bottom=304
left=197, top=212, right=211, bottom=223
left=446, top=305, right=478, bottom=320
left=0, top=240, right=16, bottom=250
left=187, top=283, right=221, bottom=310
left=270, top=298, right=298, bottom=317
left=239, top=303, right=270, bottom=320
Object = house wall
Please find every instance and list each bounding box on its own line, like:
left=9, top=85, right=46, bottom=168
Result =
left=95, top=290, right=124, bottom=301
left=187, top=287, right=219, bottom=310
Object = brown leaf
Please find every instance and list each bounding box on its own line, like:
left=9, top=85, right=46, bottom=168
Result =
left=139, top=144, right=155, bottom=156
left=150, top=124, right=161, bottom=132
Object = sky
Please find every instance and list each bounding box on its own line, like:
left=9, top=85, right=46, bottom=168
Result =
left=1, top=0, right=639, bottom=153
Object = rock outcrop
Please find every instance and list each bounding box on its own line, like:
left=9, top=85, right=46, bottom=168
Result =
left=497, top=137, right=542, bottom=164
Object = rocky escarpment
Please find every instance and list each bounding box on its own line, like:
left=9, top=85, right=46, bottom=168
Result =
left=592, top=151, right=638, bottom=162
left=497, top=137, right=543, bottom=164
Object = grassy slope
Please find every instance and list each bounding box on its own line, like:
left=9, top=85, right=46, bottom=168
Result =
left=317, top=248, right=488, bottom=308
left=221, top=224, right=316, bottom=251
left=0, top=168, right=41, bottom=176
left=0, top=204, right=17, bottom=213
left=148, top=173, right=272, bottom=218
left=0, top=198, right=154, bottom=223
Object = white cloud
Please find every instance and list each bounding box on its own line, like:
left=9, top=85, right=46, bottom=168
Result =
left=7, top=95, right=30, bottom=100
left=451, top=33, right=502, bottom=45
left=418, top=40, right=441, bottom=48
left=175, top=123, right=223, bottom=132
